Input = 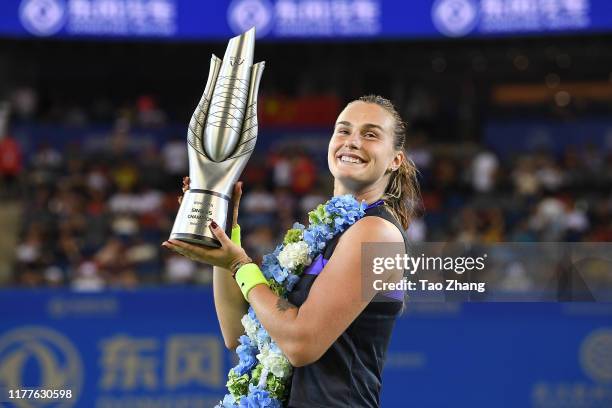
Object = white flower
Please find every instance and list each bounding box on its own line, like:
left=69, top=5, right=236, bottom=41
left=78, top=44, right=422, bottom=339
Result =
left=277, top=241, right=311, bottom=270
left=257, top=344, right=292, bottom=379
left=241, top=314, right=258, bottom=342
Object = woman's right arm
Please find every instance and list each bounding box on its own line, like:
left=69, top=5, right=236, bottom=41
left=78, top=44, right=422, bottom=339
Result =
left=213, top=263, right=248, bottom=350
left=179, top=178, right=248, bottom=350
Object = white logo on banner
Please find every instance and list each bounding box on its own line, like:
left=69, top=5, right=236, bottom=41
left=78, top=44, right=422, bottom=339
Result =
left=274, top=0, right=381, bottom=36
left=581, top=328, right=612, bottom=384
left=65, top=0, right=177, bottom=36
left=228, top=0, right=274, bottom=37
left=0, top=326, right=84, bottom=405
left=19, top=0, right=67, bottom=36
left=432, top=0, right=479, bottom=37
left=532, top=326, right=612, bottom=407
left=480, top=0, right=590, bottom=32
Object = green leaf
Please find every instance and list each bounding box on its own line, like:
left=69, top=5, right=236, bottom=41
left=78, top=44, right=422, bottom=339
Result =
left=293, top=264, right=305, bottom=277
left=226, top=369, right=250, bottom=400
left=266, top=373, right=289, bottom=401
left=249, top=363, right=264, bottom=385
left=308, top=204, right=329, bottom=225
left=283, top=228, right=303, bottom=245
left=268, top=279, right=286, bottom=297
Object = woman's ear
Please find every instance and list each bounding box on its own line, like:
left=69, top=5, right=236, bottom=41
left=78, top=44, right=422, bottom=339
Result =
left=389, top=150, right=405, bottom=172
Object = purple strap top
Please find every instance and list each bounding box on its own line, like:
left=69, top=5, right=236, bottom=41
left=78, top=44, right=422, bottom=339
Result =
left=303, top=198, right=403, bottom=301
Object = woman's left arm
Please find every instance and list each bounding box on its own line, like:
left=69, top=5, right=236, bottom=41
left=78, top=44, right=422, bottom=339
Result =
left=248, top=216, right=403, bottom=367
left=164, top=216, right=403, bottom=367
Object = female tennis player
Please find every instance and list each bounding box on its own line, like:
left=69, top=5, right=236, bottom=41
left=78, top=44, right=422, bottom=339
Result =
left=163, top=95, right=420, bottom=407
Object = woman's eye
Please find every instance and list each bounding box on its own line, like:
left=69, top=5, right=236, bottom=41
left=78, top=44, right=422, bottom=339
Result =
left=364, top=133, right=376, bottom=139
left=338, top=129, right=349, bottom=135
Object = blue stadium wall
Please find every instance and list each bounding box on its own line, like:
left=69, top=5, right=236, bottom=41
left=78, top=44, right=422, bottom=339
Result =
left=1, top=289, right=611, bottom=407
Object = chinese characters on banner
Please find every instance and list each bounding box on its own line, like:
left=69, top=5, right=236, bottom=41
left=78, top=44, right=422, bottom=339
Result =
left=480, top=0, right=590, bottom=32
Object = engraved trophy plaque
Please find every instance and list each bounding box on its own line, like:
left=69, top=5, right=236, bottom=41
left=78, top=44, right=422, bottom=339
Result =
left=170, top=27, right=265, bottom=247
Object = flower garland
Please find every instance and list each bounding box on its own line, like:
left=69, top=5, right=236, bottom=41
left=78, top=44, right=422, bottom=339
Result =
left=215, top=195, right=371, bottom=408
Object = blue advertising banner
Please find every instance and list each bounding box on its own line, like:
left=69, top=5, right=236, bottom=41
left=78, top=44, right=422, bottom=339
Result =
left=1, top=0, right=612, bottom=41
left=484, top=118, right=612, bottom=160
left=12, top=118, right=612, bottom=164
left=0, top=289, right=611, bottom=407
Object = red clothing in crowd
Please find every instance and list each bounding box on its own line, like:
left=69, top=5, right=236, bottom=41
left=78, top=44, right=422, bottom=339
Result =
left=291, top=155, right=316, bottom=195
left=0, top=135, right=23, bottom=176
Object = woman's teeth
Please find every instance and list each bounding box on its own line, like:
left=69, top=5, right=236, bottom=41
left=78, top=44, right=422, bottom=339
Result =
left=340, top=155, right=363, bottom=164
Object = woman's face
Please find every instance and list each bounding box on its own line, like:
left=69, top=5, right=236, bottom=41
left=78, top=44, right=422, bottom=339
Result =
left=328, top=101, right=402, bottom=191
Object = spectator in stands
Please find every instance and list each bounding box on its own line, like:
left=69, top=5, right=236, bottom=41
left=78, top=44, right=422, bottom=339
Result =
left=0, top=132, right=23, bottom=198
left=291, top=152, right=317, bottom=195
left=6, top=94, right=612, bottom=289
left=240, top=183, right=277, bottom=229
left=161, top=135, right=188, bottom=189
left=470, top=149, right=499, bottom=193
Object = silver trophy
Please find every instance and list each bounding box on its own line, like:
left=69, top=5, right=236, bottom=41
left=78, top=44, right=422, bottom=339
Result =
left=170, top=27, right=265, bottom=247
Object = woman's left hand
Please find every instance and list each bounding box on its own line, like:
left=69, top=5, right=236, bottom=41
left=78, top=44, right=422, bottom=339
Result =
left=162, top=221, right=251, bottom=270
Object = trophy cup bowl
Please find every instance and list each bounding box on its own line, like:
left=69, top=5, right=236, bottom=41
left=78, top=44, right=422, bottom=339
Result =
left=170, top=27, right=265, bottom=247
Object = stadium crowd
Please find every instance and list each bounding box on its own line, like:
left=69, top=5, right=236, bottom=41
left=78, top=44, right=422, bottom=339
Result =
left=3, top=108, right=612, bottom=289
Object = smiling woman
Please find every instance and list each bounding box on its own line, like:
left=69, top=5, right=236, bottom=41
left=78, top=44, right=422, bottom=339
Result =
left=330, top=95, right=420, bottom=230
left=163, top=95, right=421, bottom=408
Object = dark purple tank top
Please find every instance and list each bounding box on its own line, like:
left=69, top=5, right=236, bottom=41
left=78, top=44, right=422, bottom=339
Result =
left=287, top=204, right=409, bottom=407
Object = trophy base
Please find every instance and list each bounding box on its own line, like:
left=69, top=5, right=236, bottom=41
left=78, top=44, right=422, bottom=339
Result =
left=169, top=189, right=231, bottom=248
left=169, top=233, right=222, bottom=248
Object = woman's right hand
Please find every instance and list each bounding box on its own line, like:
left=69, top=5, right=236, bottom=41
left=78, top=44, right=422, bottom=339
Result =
left=173, top=178, right=248, bottom=350
left=177, top=176, right=190, bottom=205
left=167, top=178, right=245, bottom=265
left=178, top=177, right=243, bottom=229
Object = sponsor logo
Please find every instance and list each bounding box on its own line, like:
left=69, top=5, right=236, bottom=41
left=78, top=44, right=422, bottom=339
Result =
left=0, top=326, right=83, bottom=407
left=581, top=328, right=612, bottom=384
left=227, top=0, right=274, bottom=37
left=432, top=0, right=478, bottom=37
left=19, top=0, right=67, bottom=36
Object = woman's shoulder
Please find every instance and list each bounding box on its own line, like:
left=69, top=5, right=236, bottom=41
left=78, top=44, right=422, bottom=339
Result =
left=322, top=205, right=406, bottom=260
left=339, top=213, right=403, bottom=245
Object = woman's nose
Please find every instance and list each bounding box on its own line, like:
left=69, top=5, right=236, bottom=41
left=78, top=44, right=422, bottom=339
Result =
left=344, top=131, right=361, bottom=148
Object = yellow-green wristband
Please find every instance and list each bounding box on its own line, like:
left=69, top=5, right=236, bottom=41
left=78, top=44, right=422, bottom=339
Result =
left=235, top=263, right=269, bottom=301
left=231, top=225, right=241, bottom=247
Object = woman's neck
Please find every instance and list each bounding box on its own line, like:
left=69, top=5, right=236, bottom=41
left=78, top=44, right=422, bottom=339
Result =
left=333, top=178, right=387, bottom=205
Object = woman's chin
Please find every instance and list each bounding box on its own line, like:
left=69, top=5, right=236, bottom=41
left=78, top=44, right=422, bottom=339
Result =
left=332, top=161, right=367, bottom=176
left=333, top=172, right=370, bottom=189
left=333, top=167, right=361, bottom=180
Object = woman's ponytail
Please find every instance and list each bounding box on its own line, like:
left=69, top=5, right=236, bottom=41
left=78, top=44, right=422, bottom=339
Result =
left=383, top=155, right=420, bottom=230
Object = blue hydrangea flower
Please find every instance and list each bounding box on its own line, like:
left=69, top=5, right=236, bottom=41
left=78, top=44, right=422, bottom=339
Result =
left=303, top=223, right=333, bottom=255
left=285, top=274, right=300, bottom=291
left=255, top=326, right=270, bottom=347
left=269, top=341, right=282, bottom=355
left=238, top=334, right=254, bottom=347
left=234, top=335, right=258, bottom=376
left=246, top=307, right=263, bottom=333
left=325, top=195, right=366, bottom=234
left=268, top=264, right=288, bottom=283
left=326, top=195, right=364, bottom=213
left=218, top=393, right=237, bottom=407
left=233, top=354, right=256, bottom=376
left=239, top=385, right=281, bottom=408
left=261, top=253, right=281, bottom=280
left=248, top=306, right=257, bottom=321
left=302, top=230, right=316, bottom=252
